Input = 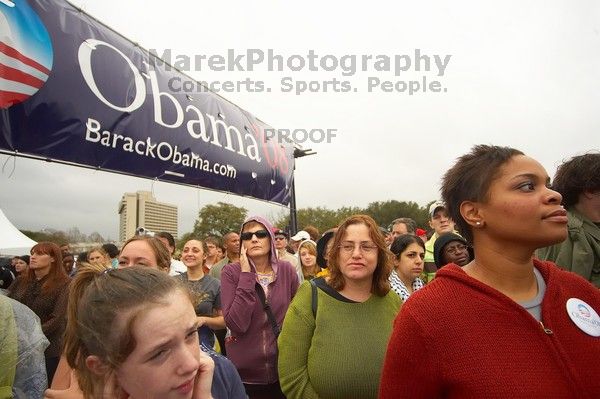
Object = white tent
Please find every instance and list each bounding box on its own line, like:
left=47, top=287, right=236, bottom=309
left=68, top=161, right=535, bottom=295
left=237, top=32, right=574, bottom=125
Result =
left=0, top=209, right=37, bottom=256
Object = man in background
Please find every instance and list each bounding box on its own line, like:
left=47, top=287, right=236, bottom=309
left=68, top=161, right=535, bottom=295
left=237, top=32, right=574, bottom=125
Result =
left=434, top=232, right=472, bottom=269
left=424, top=201, right=456, bottom=280
left=209, top=232, right=241, bottom=280
left=203, top=236, right=222, bottom=274
left=389, top=217, right=417, bottom=240
left=273, top=228, right=303, bottom=282
left=155, top=231, right=186, bottom=276
left=290, top=230, right=310, bottom=254
left=207, top=231, right=240, bottom=357
left=537, top=153, right=600, bottom=288
left=59, top=243, right=71, bottom=258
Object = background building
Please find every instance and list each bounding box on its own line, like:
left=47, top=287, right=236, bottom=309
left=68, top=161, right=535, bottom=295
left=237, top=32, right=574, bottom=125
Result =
left=118, top=191, right=178, bottom=242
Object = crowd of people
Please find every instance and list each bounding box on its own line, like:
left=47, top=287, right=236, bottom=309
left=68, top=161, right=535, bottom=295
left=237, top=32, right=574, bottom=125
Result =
left=1, top=146, right=599, bottom=399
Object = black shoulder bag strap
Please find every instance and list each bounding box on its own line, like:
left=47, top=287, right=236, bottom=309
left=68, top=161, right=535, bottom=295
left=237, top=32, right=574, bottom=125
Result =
left=310, top=278, right=318, bottom=318
left=255, top=283, right=280, bottom=338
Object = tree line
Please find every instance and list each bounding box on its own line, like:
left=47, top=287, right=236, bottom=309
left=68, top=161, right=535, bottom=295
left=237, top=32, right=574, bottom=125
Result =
left=179, top=200, right=432, bottom=249
left=20, top=200, right=432, bottom=250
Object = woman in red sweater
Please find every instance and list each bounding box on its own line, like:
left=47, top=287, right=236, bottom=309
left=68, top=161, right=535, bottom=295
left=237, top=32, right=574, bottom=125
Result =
left=380, top=145, right=600, bottom=399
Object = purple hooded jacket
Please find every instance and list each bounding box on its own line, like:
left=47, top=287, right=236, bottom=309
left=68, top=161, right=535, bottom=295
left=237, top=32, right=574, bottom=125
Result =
left=221, top=216, right=299, bottom=385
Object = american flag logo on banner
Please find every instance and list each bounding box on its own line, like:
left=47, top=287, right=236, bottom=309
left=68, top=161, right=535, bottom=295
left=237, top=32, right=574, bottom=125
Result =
left=0, top=0, right=53, bottom=108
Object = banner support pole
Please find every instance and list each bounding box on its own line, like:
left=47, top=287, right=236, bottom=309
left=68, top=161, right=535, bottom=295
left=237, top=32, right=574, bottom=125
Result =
left=290, top=147, right=316, bottom=234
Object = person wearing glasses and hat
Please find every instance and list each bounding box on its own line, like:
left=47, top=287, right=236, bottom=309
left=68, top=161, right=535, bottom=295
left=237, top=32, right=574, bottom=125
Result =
left=424, top=201, right=458, bottom=281
left=273, top=228, right=304, bottom=283
left=433, top=232, right=473, bottom=269
left=220, top=216, right=299, bottom=399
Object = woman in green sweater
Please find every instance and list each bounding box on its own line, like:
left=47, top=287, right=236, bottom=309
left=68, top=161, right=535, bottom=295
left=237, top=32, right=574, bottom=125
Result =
left=278, top=214, right=401, bottom=399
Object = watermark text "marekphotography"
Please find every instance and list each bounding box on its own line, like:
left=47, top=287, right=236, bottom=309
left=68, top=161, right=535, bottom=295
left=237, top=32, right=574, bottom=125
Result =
left=149, top=48, right=452, bottom=77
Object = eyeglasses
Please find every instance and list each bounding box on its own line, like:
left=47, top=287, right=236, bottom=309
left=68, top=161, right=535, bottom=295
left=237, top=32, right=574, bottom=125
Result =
left=274, top=236, right=287, bottom=241
left=240, top=230, right=270, bottom=241
left=444, top=243, right=467, bottom=255
left=338, top=242, right=378, bottom=254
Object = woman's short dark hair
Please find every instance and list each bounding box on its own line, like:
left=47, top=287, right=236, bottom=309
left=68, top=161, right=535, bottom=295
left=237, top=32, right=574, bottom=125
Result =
left=102, top=243, right=120, bottom=258
left=552, top=153, right=600, bottom=208
left=389, top=234, right=425, bottom=259
left=441, top=145, right=524, bottom=244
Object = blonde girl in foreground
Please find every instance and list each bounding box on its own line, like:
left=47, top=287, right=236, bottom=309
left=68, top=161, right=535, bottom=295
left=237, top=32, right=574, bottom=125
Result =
left=46, top=265, right=214, bottom=399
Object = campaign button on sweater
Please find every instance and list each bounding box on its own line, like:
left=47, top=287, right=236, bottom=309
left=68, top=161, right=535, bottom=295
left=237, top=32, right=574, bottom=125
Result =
left=566, top=298, right=600, bottom=337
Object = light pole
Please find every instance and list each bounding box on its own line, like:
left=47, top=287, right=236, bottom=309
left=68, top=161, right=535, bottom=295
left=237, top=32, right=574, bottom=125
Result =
left=289, top=147, right=316, bottom=234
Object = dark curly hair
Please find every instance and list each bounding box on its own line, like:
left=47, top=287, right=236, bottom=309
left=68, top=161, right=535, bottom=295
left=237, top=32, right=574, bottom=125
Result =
left=552, top=153, right=600, bottom=208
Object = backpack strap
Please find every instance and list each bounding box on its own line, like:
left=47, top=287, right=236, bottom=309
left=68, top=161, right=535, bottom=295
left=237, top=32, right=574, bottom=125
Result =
left=310, top=278, right=318, bottom=318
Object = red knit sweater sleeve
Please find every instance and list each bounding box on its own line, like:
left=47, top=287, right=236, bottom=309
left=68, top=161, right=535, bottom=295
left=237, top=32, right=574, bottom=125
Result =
left=379, top=306, right=442, bottom=399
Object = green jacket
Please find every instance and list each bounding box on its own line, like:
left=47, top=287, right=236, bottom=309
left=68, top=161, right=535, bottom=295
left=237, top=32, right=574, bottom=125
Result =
left=537, top=209, right=600, bottom=288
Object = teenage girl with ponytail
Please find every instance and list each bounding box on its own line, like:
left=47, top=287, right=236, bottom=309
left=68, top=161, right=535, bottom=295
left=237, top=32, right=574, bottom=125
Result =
left=45, top=264, right=215, bottom=399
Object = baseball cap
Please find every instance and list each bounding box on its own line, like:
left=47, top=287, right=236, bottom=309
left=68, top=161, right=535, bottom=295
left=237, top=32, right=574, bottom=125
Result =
left=291, top=230, right=310, bottom=241
left=273, top=228, right=289, bottom=238
left=429, top=200, right=446, bottom=218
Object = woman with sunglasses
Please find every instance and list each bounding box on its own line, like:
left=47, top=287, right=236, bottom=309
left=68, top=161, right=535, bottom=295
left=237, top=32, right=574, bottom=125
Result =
left=278, top=214, right=401, bottom=399
left=220, top=216, right=299, bottom=399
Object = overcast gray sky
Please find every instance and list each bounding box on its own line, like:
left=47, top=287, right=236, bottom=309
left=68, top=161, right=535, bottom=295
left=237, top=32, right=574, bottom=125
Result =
left=1, top=0, right=599, bottom=240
